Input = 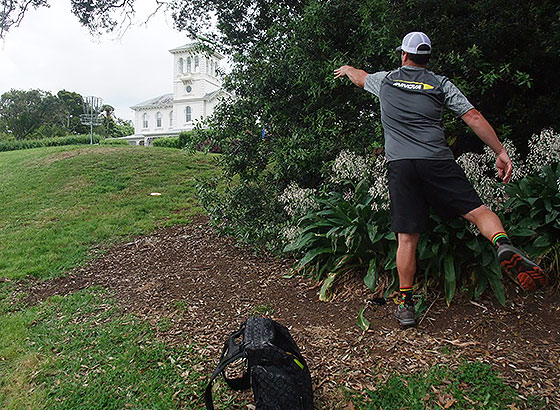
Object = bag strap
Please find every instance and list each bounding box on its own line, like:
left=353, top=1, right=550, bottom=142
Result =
left=205, top=326, right=251, bottom=410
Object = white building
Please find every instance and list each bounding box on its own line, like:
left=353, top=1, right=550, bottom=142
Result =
left=125, top=44, right=226, bottom=146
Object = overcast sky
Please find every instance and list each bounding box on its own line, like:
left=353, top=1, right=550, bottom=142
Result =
left=0, top=0, right=199, bottom=122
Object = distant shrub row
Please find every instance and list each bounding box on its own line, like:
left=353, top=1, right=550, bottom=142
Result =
left=99, top=138, right=131, bottom=146
left=0, top=134, right=102, bottom=152
left=151, top=130, right=221, bottom=153
left=152, top=136, right=181, bottom=149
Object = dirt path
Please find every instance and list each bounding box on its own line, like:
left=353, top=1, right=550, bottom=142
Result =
left=24, top=217, right=560, bottom=408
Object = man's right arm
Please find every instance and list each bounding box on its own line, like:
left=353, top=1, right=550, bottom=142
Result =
left=334, top=65, right=368, bottom=88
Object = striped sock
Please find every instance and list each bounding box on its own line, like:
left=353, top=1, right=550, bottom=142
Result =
left=491, top=232, right=511, bottom=248
left=399, top=287, right=413, bottom=306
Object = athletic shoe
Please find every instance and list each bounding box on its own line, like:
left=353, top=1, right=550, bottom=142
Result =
left=394, top=304, right=416, bottom=327
left=497, top=244, right=549, bottom=290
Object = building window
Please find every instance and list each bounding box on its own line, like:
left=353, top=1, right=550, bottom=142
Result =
left=156, top=111, right=162, bottom=128
left=185, top=106, right=192, bottom=122
left=186, top=57, right=191, bottom=73
left=205, top=58, right=209, bottom=74
left=194, top=56, right=199, bottom=72
left=210, top=60, right=214, bottom=76
left=185, top=85, right=192, bottom=94
left=178, top=57, right=183, bottom=74
left=142, top=113, right=148, bottom=128
left=169, top=111, right=173, bottom=127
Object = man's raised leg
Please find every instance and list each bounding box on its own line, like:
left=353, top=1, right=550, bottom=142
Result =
left=463, top=205, right=549, bottom=290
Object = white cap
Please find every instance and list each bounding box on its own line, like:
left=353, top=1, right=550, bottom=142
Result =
left=396, top=31, right=432, bottom=55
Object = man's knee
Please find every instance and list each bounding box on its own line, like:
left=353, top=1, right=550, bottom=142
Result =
left=462, top=205, right=491, bottom=224
left=398, top=232, right=420, bottom=247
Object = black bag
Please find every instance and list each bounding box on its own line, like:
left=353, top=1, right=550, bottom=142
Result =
left=205, top=316, right=314, bottom=410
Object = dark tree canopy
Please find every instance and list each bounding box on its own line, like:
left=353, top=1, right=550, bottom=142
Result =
left=0, top=89, right=64, bottom=139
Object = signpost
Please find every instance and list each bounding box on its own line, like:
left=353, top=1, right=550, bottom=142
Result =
left=80, top=96, right=103, bottom=144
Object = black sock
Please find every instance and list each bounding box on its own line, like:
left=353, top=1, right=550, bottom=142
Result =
left=399, top=287, right=413, bottom=306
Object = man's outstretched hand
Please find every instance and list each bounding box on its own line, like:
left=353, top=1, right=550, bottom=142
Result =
left=333, top=65, right=367, bottom=88
left=334, top=65, right=351, bottom=80
left=496, top=149, right=513, bottom=184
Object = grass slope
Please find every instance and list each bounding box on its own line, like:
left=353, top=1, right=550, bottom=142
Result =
left=0, top=145, right=218, bottom=280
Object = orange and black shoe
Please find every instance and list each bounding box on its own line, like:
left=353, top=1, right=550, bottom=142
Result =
left=497, top=244, right=549, bottom=290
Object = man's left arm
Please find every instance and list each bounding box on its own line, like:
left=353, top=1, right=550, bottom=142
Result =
left=441, top=77, right=513, bottom=184
left=461, top=108, right=513, bottom=184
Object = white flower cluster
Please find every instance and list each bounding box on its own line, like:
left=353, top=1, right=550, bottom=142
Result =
left=278, top=182, right=318, bottom=218
left=525, top=129, right=560, bottom=176
left=282, top=225, right=302, bottom=244
left=368, top=155, right=390, bottom=211
left=457, top=152, right=505, bottom=212
left=331, top=150, right=372, bottom=184
left=457, top=139, right=524, bottom=211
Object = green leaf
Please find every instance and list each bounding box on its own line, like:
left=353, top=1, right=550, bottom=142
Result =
left=367, top=224, right=378, bottom=243
left=296, top=247, right=331, bottom=268
left=533, top=235, right=550, bottom=248
left=364, top=259, right=378, bottom=291
left=358, top=307, right=370, bottom=331
left=474, top=275, right=488, bottom=299
left=443, top=255, right=456, bottom=304
left=319, top=272, right=337, bottom=301
left=486, top=266, right=506, bottom=306
left=545, top=210, right=559, bottom=224
left=509, top=228, right=536, bottom=237
left=283, top=232, right=315, bottom=252
left=465, top=238, right=481, bottom=253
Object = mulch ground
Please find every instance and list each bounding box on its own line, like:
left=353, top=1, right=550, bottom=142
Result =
left=22, top=216, right=560, bottom=409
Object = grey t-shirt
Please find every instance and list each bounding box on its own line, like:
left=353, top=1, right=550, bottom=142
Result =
left=364, top=66, right=474, bottom=161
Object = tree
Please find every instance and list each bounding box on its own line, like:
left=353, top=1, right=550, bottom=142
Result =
left=0, top=0, right=49, bottom=39
left=0, top=89, right=65, bottom=139
left=100, top=104, right=115, bottom=136
left=57, top=89, right=87, bottom=134
left=113, top=118, right=134, bottom=138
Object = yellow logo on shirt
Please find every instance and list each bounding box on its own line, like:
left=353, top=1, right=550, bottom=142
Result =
left=391, top=79, right=434, bottom=90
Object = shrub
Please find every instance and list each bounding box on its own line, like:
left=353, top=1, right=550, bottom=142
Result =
left=284, top=179, right=397, bottom=301
left=503, top=163, right=560, bottom=275
left=196, top=174, right=287, bottom=252
left=152, top=137, right=181, bottom=149
left=100, top=138, right=130, bottom=146
left=0, top=134, right=101, bottom=152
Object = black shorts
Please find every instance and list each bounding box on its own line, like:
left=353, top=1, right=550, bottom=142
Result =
left=387, top=159, right=483, bottom=233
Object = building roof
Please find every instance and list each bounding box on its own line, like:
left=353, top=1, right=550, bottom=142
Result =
left=203, top=89, right=223, bottom=101
left=168, top=42, right=225, bottom=59
left=130, top=93, right=174, bottom=110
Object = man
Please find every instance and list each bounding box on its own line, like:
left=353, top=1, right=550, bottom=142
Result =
left=334, top=31, right=549, bottom=327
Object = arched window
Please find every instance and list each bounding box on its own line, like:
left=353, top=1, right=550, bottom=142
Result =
left=194, top=56, right=199, bottom=72
left=186, top=57, right=192, bottom=73
left=185, top=106, right=192, bottom=122
left=169, top=111, right=173, bottom=127
left=156, top=111, right=162, bottom=128
left=178, top=58, right=183, bottom=74
left=142, top=113, right=148, bottom=128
